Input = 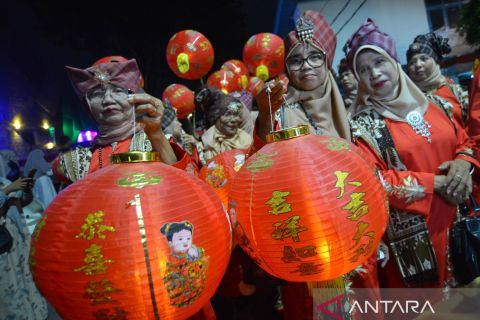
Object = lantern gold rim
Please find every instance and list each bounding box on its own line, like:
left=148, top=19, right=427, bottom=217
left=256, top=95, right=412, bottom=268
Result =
left=266, top=125, right=310, bottom=143
left=110, top=151, right=161, bottom=164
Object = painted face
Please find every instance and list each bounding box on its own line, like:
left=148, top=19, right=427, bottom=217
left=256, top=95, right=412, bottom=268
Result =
left=286, top=44, right=328, bottom=91
left=339, top=70, right=358, bottom=92
left=215, top=102, right=242, bottom=137
left=86, top=84, right=132, bottom=126
left=169, top=229, right=192, bottom=253
left=407, top=53, right=436, bottom=82
left=355, top=49, right=399, bottom=100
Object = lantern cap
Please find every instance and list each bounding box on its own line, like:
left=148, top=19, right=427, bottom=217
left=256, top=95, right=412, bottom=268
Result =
left=110, top=151, right=160, bottom=164
left=266, top=125, right=310, bottom=143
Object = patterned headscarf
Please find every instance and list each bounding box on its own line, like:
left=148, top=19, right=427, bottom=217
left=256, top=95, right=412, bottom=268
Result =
left=195, top=86, right=241, bottom=128
left=406, top=33, right=451, bottom=63
left=344, top=18, right=398, bottom=70
left=284, top=10, right=336, bottom=68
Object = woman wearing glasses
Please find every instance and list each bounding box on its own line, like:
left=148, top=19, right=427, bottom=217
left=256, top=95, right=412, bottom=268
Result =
left=54, top=59, right=194, bottom=183
left=252, top=11, right=378, bottom=320
left=254, top=10, right=351, bottom=144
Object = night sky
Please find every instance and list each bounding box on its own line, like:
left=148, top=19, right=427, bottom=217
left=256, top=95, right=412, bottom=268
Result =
left=0, top=0, right=280, bottom=155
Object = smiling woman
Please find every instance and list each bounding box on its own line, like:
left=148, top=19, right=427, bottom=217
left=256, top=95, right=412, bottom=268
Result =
left=194, top=86, right=252, bottom=164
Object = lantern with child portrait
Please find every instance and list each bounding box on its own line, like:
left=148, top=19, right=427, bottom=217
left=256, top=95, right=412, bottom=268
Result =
left=30, top=152, right=231, bottom=320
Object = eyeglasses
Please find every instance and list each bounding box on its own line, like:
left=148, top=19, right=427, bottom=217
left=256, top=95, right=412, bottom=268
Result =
left=86, top=85, right=130, bottom=103
left=286, top=52, right=326, bottom=71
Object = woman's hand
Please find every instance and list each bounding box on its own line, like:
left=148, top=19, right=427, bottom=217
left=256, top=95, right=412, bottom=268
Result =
left=255, top=80, right=287, bottom=123
left=128, top=93, right=164, bottom=136
left=3, top=177, right=32, bottom=195
left=438, top=160, right=472, bottom=203
left=182, top=134, right=198, bottom=145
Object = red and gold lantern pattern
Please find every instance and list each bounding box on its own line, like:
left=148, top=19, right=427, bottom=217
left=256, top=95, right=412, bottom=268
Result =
left=31, top=159, right=231, bottom=319
left=207, top=70, right=243, bottom=94
left=166, top=30, right=214, bottom=80
left=92, top=55, right=144, bottom=88
left=229, top=132, right=388, bottom=282
left=199, top=149, right=247, bottom=208
left=221, top=60, right=249, bottom=89
left=243, top=33, right=285, bottom=82
left=246, top=77, right=265, bottom=97
left=162, top=84, right=195, bottom=119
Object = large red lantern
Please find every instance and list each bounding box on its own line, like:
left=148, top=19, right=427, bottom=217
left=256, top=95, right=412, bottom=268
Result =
left=246, top=77, right=265, bottom=97
left=92, top=55, right=145, bottom=88
left=199, top=149, right=247, bottom=208
left=31, top=153, right=231, bottom=319
left=229, top=127, right=388, bottom=282
left=243, top=33, right=285, bottom=82
left=166, top=30, right=214, bottom=80
left=207, top=70, right=243, bottom=94
left=221, top=60, right=249, bottom=89
left=162, top=84, right=195, bottom=119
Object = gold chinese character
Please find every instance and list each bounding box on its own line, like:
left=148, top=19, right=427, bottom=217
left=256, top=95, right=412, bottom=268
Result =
left=281, top=245, right=317, bottom=263
left=349, top=234, right=375, bottom=263
left=76, top=211, right=116, bottom=240
left=266, top=191, right=292, bottom=215
left=272, top=215, right=307, bottom=242
left=343, top=192, right=369, bottom=221
left=116, top=172, right=162, bottom=189
left=29, top=246, right=37, bottom=269
left=291, top=262, right=323, bottom=275
left=326, top=138, right=350, bottom=151
left=85, top=279, right=121, bottom=305
left=74, top=244, right=114, bottom=276
left=334, top=171, right=362, bottom=198
left=246, top=152, right=276, bottom=172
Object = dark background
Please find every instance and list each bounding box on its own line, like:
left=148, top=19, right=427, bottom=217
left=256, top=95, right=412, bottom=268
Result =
left=0, top=0, right=281, bottom=155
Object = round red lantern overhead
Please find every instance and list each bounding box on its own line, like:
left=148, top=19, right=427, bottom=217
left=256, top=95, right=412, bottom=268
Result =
left=31, top=154, right=231, bottom=319
left=229, top=128, right=388, bottom=282
left=162, top=84, right=195, bottom=119
left=199, top=149, right=247, bottom=208
left=92, top=55, right=144, bottom=88
left=166, top=30, right=214, bottom=80
left=243, top=33, right=285, bottom=82
left=206, top=70, right=243, bottom=94
left=246, top=77, right=265, bottom=97
left=221, top=60, right=249, bottom=89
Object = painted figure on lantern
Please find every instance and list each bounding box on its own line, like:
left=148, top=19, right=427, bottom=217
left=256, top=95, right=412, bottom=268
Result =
left=160, top=221, right=209, bottom=308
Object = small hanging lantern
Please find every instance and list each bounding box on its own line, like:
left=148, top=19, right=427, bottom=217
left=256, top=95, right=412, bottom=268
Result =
left=243, top=33, right=285, bottom=82
left=166, top=30, right=214, bottom=80
left=162, top=84, right=195, bottom=119
left=206, top=70, right=243, bottom=94
left=221, top=60, right=249, bottom=89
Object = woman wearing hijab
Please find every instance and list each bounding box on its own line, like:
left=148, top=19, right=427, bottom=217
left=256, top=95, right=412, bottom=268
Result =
left=0, top=154, right=48, bottom=319
left=54, top=59, right=194, bottom=183
left=407, top=33, right=469, bottom=128
left=253, top=11, right=380, bottom=320
left=346, top=19, right=478, bottom=289
left=195, top=86, right=252, bottom=165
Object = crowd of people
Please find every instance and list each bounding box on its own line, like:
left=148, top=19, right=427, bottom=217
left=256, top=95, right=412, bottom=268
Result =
left=1, top=8, right=480, bottom=320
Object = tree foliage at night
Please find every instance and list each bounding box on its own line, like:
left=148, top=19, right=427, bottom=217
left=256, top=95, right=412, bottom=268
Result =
left=458, top=0, right=480, bottom=48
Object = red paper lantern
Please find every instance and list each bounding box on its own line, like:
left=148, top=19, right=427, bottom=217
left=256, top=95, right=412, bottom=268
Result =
left=229, top=128, right=388, bottom=281
left=166, top=30, right=214, bottom=80
left=207, top=70, right=243, bottom=94
left=243, top=33, right=285, bottom=82
left=221, top=60, right=249, bottom=89
left=246, top=77, right=265, bottom=97
left=92, top=55, right=144, bottom=88
left=199, top=149, right=247, bottom=208
left=162, top=84, right=195, bottom=119
left=31, top=154, right=231, bottom=319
